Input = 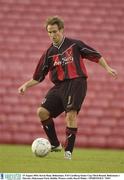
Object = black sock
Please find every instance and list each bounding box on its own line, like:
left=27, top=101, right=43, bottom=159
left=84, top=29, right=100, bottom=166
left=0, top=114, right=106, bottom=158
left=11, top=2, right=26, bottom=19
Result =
left=64, top=127, right=77, bottom=153
left=41, top=118, right=60, bottom=147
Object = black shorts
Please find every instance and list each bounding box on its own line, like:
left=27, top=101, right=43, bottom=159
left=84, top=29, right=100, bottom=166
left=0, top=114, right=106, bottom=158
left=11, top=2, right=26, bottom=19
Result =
left=41, top=77, right=87, bottom=118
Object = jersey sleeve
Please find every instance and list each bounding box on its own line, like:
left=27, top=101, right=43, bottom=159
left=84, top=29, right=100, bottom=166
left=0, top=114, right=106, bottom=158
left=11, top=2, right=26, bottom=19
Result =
left=77, top=40, right=102, bottom=63
left=33, top=51, right=49, bottom=82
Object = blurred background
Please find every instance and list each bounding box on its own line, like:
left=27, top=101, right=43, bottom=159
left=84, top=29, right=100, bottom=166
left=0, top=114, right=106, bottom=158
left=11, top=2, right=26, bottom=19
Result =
left=0, top=0, right=124, bottom=149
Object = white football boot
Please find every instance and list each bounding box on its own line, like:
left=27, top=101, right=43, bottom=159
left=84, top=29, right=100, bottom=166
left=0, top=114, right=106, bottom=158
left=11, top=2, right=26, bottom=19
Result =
left=64, top=151, right=72, bottom=160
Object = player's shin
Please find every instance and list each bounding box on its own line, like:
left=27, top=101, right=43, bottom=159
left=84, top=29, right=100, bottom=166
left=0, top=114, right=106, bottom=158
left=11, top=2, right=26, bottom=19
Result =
left=64, top=127, right=77, bottom=153
left=41, top=117, right=60, bottom=147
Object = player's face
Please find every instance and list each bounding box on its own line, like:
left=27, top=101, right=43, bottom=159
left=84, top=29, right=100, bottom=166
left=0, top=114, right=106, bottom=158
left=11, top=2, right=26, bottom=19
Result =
left=47, top=24, right=64, bottom=45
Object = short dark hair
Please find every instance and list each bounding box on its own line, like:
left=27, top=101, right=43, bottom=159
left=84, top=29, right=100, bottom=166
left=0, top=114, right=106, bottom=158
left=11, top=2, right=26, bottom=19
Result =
left=45, top=16, right=64, bottom=30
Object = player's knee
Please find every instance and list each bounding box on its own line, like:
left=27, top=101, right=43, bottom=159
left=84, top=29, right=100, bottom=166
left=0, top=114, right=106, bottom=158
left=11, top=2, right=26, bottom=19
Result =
left=66, top=111, right=77, bottom=127
left=37, top=107, right=50, bottom=121
left=67, top=110, right=77, bottom=120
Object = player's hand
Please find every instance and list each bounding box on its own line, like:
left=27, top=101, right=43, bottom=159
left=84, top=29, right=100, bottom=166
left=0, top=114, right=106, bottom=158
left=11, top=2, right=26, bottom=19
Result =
left=18, top=85, right=27, bottom=95
left=107, top=67, right=118, bottom=79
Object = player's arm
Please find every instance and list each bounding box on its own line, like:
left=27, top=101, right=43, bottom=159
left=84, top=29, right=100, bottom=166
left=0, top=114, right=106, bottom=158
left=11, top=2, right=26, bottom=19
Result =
left=98, top=57, right=118, bottom=79
left=18, top=50, right=50, bottom=95
left=78, top=40, right=118, bottom=79
left=18, top=79, right=39, bottom=95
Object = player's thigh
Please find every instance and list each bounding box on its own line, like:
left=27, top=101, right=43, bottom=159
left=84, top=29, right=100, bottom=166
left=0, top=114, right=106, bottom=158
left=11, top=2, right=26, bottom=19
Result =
left=41, top=87, right=64, bottom=118
left=61, top=78, right=87, bottom=112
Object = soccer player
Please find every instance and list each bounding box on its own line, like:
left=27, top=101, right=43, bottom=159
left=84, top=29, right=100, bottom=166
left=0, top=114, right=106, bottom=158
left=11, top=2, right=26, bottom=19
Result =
left=18, top=16, right=117, bottom=160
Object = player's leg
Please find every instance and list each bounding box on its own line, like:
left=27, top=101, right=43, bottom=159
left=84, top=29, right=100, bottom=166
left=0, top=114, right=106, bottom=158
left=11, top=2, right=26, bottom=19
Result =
left=37, top=107, right=59, bottom=148
left=64, top=110, right=78, bottom=160
left=37, top=86, right=64, bottom=151
left=62, top=78, right=87, bottom=159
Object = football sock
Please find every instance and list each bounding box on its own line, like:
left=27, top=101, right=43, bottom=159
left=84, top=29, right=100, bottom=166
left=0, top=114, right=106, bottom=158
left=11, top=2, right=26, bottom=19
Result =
left=41, top=118, right=60, bottom=147
left=64, top=127, right=77, bottom=153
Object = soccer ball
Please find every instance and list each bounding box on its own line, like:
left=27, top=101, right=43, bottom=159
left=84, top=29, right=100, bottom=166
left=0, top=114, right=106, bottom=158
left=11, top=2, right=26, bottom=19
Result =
left=31, top=138, right=51, bottom=157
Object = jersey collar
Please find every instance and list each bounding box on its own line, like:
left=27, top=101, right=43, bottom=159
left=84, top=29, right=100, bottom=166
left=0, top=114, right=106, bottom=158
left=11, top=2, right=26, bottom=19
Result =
left=53, top=36, right=65, bottom=49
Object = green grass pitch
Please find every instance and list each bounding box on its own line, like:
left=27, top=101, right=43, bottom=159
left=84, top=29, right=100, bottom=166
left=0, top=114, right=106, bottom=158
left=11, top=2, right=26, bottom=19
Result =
left=0, top=144, right=124, bottom=173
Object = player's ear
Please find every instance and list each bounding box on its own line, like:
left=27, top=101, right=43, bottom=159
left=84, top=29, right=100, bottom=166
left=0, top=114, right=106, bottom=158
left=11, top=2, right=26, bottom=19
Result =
left=60, top=28, right=64, bottom=33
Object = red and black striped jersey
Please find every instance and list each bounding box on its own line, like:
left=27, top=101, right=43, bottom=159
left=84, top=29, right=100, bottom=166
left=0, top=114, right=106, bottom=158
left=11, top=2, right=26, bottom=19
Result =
left=33, top=37, right=102, bottom=84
